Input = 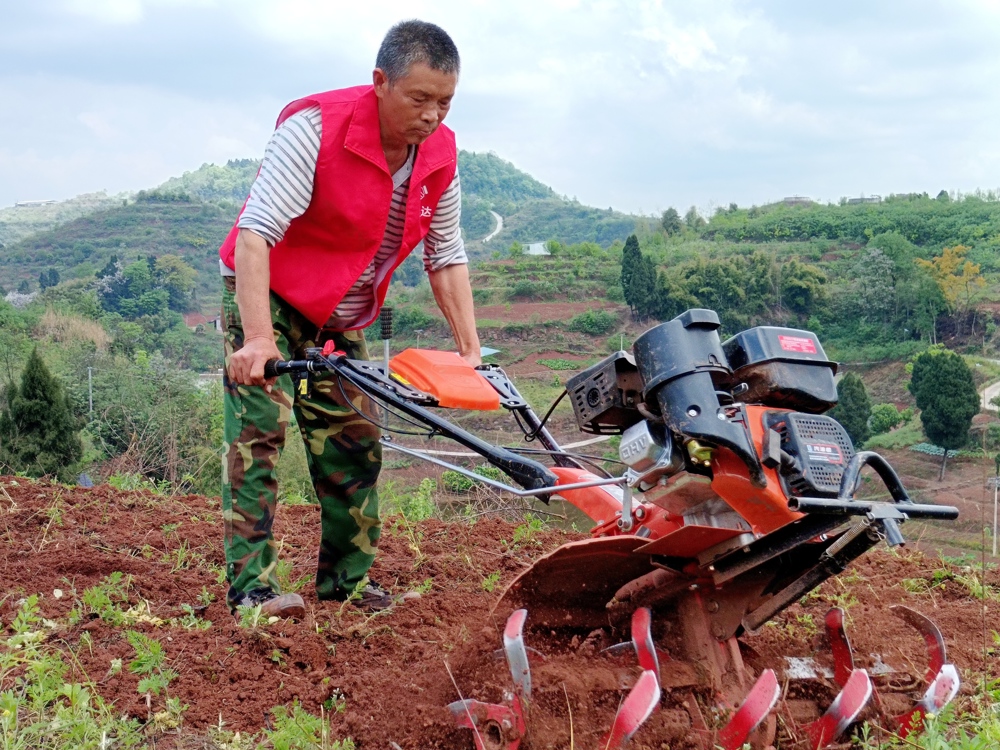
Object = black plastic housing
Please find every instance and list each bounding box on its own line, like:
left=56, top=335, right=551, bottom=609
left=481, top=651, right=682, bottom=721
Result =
left=722, top=326, right=838, bottom=413
left=766, top=411, right=855, bottom=497
left=633, top=309, right=766, bottom=486
left=566, top=351, right=643, bottom=434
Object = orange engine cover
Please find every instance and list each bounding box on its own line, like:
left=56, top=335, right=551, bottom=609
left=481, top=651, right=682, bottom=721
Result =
left=389, top=349, right=501, bottom=411
left=710, top=404, right=803, bottom=536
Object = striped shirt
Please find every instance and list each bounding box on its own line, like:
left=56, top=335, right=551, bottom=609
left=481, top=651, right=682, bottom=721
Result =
left=223, top=105, right=466, bottom=329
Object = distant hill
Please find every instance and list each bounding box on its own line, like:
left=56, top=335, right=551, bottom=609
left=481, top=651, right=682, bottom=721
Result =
left=0, top=149, right=649, bottom=301
left=0, top=192, right=126, bottom=248
left=158, top=158, right=260, bottom=207
left=155, top=151, right=645, bottom=247
left=0, top=193, right=233, bottom=302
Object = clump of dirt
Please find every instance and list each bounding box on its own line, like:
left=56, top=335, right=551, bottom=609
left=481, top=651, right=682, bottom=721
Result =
left=2, top=476, right=998, bottom=748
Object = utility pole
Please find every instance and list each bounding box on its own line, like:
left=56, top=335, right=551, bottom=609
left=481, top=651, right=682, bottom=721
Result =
left=88, top=367, right=93, bottom=416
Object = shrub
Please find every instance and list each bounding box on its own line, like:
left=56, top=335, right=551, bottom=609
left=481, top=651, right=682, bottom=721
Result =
left=537, top=358, right=581, bottom=371
left=568, top=309, right=617, bottom=335
left=441, top=464, right=510, bottom=493
left=393, top=306, right=438, bottom=334
left=869, top=403, right=903, bottom=435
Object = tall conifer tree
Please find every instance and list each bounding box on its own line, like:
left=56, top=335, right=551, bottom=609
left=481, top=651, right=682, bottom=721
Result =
left=620, top=234, right=641, bottom=319
left=829, top=372, right=872, bottom=447
left=0, top=348, right=82, bottom=480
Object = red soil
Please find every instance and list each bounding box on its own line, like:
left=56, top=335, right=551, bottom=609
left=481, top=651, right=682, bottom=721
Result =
left=2, top=476, right=998, bottom=748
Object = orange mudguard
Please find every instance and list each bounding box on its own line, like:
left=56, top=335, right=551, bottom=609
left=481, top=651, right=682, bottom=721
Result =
left=389, top=349, right=500, bottom=411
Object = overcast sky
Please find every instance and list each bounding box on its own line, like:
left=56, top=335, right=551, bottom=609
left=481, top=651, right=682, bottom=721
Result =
left=2, top=0, right=999, bottom=215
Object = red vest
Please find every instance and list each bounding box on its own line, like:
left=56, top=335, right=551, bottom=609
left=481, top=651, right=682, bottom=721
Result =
left=219, top=85, right=458, bottom=328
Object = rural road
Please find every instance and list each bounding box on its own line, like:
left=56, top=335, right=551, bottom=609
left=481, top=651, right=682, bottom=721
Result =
left=982, top=358, right=1000, bottom=411
left=985, top=378, right=1000, bottom=412
left=482, top=210, right=503, bottom=242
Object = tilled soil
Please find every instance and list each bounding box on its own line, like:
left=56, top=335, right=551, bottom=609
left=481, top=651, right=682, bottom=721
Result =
left=2, top=476, right=999, bottom=749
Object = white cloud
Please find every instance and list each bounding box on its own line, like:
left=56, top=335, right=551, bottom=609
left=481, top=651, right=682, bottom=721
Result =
left=2, top=1, right=1000, bottom=213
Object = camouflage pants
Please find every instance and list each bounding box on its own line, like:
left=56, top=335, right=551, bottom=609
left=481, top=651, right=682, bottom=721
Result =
left=221, top=277, right=382, bottom=607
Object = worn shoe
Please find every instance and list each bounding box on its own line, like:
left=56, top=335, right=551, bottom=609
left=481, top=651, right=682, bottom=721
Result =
left=230, top=588, right=306, bottom=620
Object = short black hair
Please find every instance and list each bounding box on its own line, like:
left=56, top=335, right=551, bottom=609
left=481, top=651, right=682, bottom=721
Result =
left=376, top=20, right=460, bottom=83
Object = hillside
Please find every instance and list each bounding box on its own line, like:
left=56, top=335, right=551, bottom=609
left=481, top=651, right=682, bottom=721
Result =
left=0, top=152, right=648, bottom=303
left=0, top=192, right=234, bottom=302
left=0, top=192, right=126, bottom=248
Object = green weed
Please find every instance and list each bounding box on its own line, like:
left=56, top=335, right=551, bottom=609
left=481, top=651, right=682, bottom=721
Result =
left=276, top=558, right=311, bottom=594
left=108, top=471, right=172, bottom=494
left=80, top=572, right=133, bottom=625
left=510, top=514, right=546, bottom=548
left=173, top=603, right=211, bottom=630
left=236, top=603, right=274, bottom=630
left=197, top=586, right=216, bottom=607
left=265, top=701, right=355, bottom=749
left=126, top=630, right=178, bottom=696
left=481, top=571, right=502, bottom=592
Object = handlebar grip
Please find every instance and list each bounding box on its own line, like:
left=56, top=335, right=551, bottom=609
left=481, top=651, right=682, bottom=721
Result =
left=263, top=359, right=284, bottom=378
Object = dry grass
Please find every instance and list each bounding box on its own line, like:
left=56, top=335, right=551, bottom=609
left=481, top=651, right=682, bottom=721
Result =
left=38, top=308, right=110, bottom=350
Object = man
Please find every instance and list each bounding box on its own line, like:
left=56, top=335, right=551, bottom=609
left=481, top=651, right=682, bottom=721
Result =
left=219, top=20, right=481, bottom=619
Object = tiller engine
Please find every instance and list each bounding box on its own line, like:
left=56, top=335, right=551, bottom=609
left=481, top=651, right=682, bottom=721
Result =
left=265, top=308, right=960, bottom=750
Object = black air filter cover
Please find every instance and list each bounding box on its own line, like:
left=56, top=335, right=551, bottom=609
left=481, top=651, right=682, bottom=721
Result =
left=723, top=327, right=838, bottom=413
left=566, top=351, right=644, bottom=434
left=633, top=308, right=731, bottom=395
left=766, top=411, right=855, bottom=498
left=633, top=309, right=766, bottom=486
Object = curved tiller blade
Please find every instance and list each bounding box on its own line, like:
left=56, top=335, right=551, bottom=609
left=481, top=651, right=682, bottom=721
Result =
left=895, top=663, right=961, bottom=738
left=824, top=607, right=855, bottom=688
left=630, top=607, right=661, bottom=682
left=716, top=669, right=780, bottom=750
left=503, top=609, right=532, bottom=703
left=890, top=605, right=947, bottom=682
left=806, top=668, right=873, bottom=750
left=447, top=697, right=526, bottom=750
left=600, top=670, right=661, bottom=749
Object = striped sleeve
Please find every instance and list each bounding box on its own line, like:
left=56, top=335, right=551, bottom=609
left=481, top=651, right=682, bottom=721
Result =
left=423, top=170, right=467, bottom=271
left=237, top=106, right=323, bottom=246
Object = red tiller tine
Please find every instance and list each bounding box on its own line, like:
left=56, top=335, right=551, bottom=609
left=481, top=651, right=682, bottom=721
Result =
left=895, top=663, right=960, bottom=739
left=447, top=697, right=526, bottom=750
left=806, top=668, right=873, bottom=750
left=630, top=607, right=660, bottom=682
left=503, top=609, right=532, bottom=702
left=716, top=668, right=780, bottom=750
left=890, top=605, right=947, bottom=683
left=824, top=607, right=854, bottom=688
left=600, top=669, right=661, bottom=749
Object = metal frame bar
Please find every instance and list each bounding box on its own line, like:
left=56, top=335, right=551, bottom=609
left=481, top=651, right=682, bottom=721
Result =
left=381, top=440, right=626, bottom=498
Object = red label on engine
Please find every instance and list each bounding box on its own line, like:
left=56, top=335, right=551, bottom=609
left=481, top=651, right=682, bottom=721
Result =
left=805, top=442, right=844, bottom=464
left=778, top=335, right=817, bottom=354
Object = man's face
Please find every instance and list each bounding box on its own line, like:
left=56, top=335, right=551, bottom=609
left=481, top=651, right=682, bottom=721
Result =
left=374, top=61, right=457, bottom=147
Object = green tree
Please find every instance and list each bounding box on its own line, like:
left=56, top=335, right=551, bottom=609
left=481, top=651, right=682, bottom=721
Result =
left=780, top=259, right=826, bottom=316
left=38, top=268, right=59, bottom=290
left=154, top=254, right=197, bottom=311
left=620, top=234, right=641, bottom=319
left=684, top=206, right=705, bottom=231
left=634, top=254, right=657, bottom=320
left=828, top=372, right=872, bottom=447
left=0, top=348, right=82, bottom=480
left=868, top=403, right=903, bottom=435
left=909, top=349, right=980, bottom=479
left=660, top=207, right=682, bottom=236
